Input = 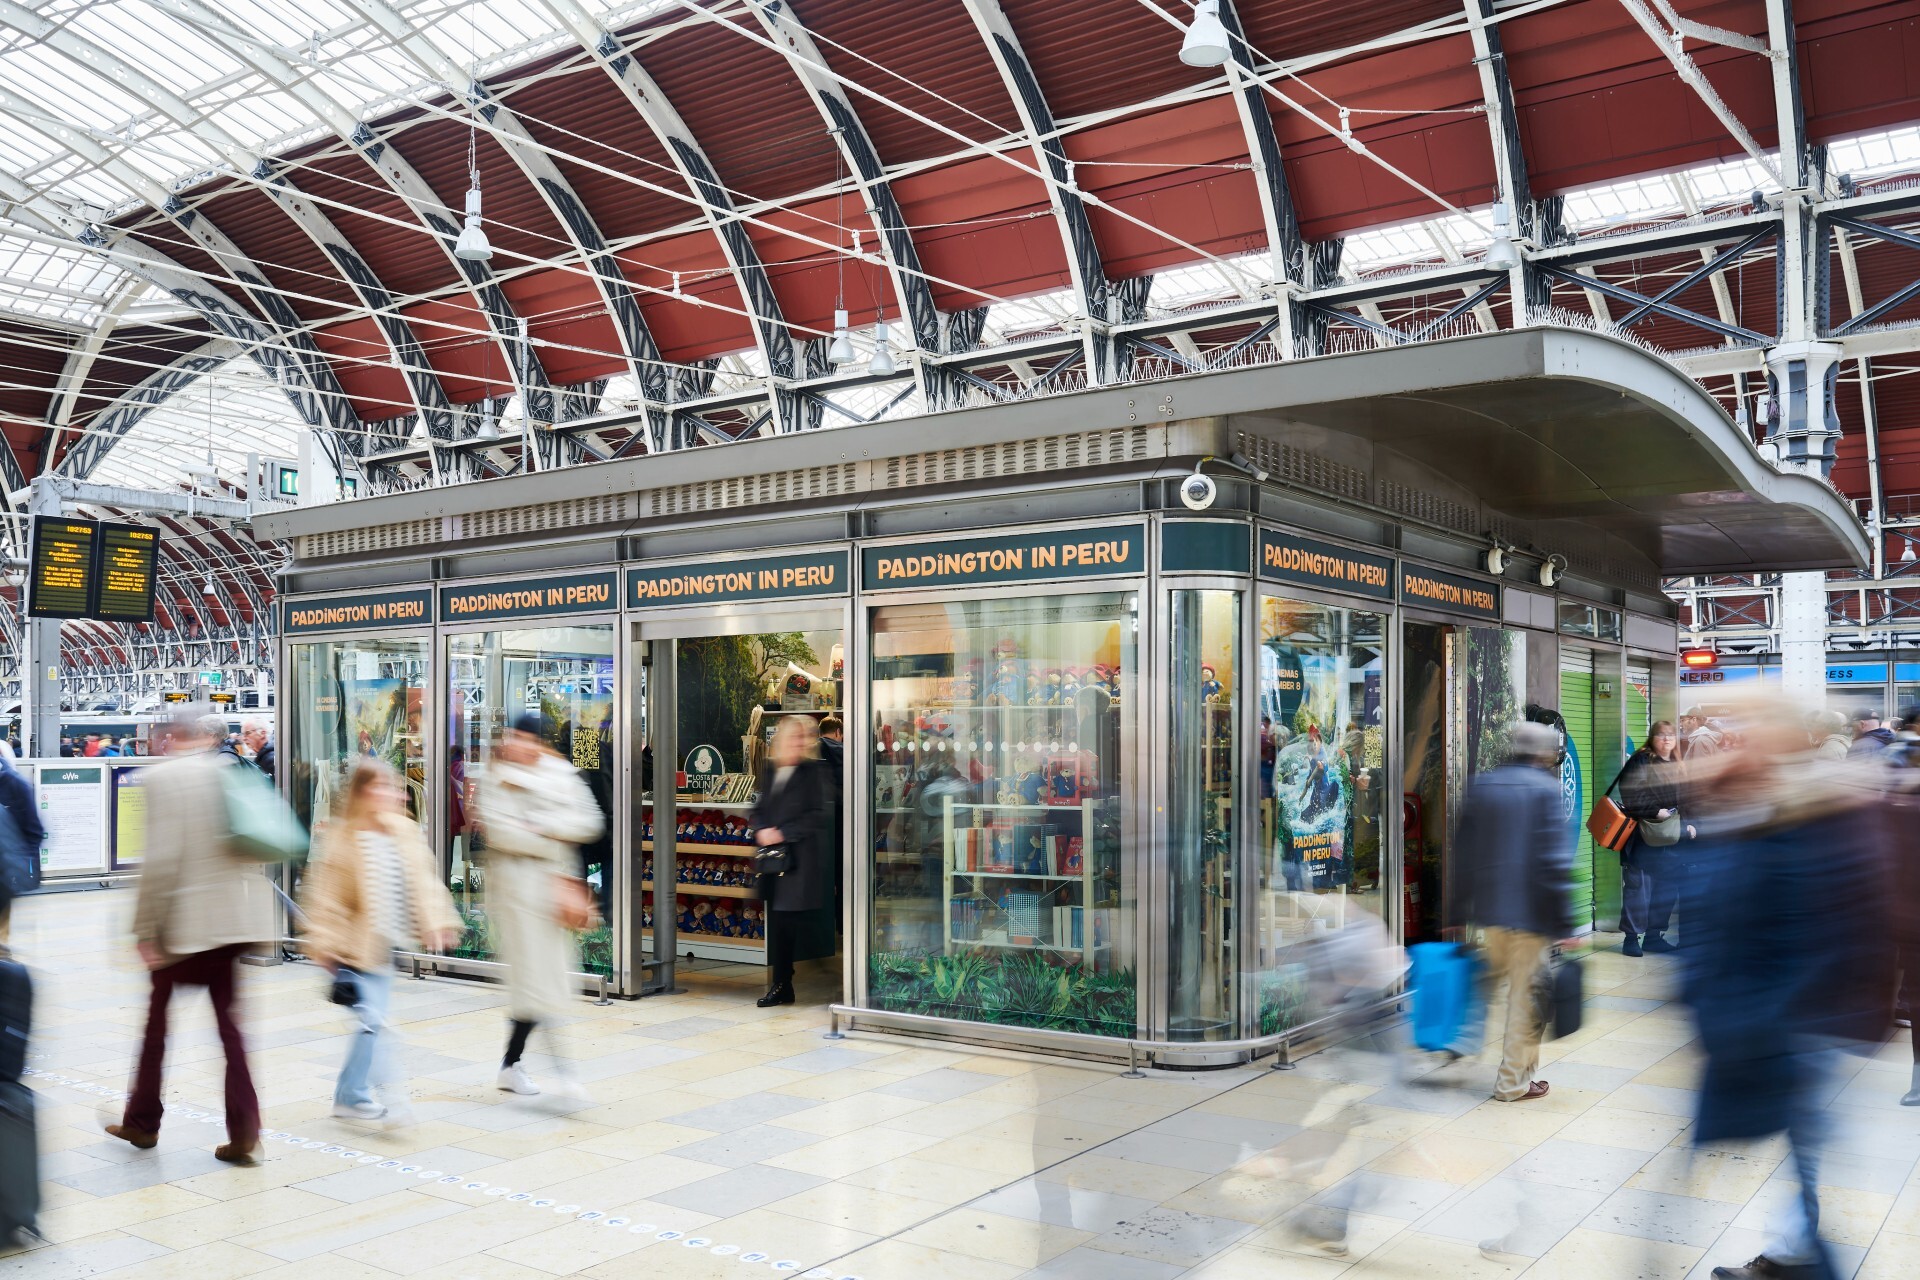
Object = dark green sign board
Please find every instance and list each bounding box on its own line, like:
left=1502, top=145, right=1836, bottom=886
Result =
left=629, top=550, right=848, bottom=607
left=441, top=571, right=618, bottom=623
left=1401, top=563, right=1502, bottom=620
left=1162, top=521, right=1251, bottom=574
left=863, top=523, right=1145, bottom=590
left=1260, top=530, right=1395, bottom=601
left=283, top=588, right=433, bottom=634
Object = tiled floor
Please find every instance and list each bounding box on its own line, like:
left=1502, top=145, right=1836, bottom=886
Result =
left=6, top=887, right=1920, bottom=1278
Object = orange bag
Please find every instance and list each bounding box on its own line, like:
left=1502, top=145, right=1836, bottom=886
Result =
left=1585, top=796, right=1636, bottom=852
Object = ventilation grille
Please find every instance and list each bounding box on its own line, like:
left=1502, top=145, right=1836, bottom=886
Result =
left=1379, top=480, right=1479, bottom=535
left=298, top=518, right=441, bottom=560
left=1489, top=516, right=1529, bottom=547
left=461, top=493, right=634, bottom=540
left=1566, top=549, right=1661, bottom=594
left=1235, top=434, right=1368, bottom=502
left=647, top=464, right=858, bottom=518
left=882, top=427, right=1152, bottom=489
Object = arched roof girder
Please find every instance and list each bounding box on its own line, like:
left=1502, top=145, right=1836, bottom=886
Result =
left=752, top=1, right=943, bottom=371
left=155, top=0, right=557, bottom=442
left=0, top=0, right=458, bottom=455
left=55, top=337, right=235, bottom=480
left=336, top=0, right=668, bottom=426
left=539, top=0, right=800, bottom=439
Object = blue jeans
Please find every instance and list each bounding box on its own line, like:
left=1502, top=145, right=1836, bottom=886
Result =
left=1772, top=1043, right=1838, bottom=1267
left=334, top=964, right=394, bottom=1107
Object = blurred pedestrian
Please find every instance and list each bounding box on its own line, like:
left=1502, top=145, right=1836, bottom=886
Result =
left=750, top=715, right=835, bottom=1008
left=242, top=719, right=274, bottom=777
left=215, top=727, right=248, bottom=768
left=299, top=759, right=460, bottom=1124
left=0, top=743, right=44, bottom=946
left=1680, top=707, right=1724, bottom=759
left=1850, top=707, right=1896, bottom=757
left=109, top=710, right=272, bottom=1164
left=1616, top=719, right=1693, bottom=957
left=1685, top=694, right=1894, bottom=1280
left=476, top=713, right=602, bottom=1097
left=1809, top=710, right=1851, bottom=760
left=1446, top=721, right=1573, bottom=1103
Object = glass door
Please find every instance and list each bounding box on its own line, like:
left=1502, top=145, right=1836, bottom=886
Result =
left=445, top=623, right=617, bottom=978
left=1167, top=588, right=1239, bottom=1043
left=286, top=633, right=429, bottom=836
left=633, top=610, right=846, bottom=995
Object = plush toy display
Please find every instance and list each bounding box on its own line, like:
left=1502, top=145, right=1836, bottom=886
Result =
left=1042, top=670, right=1062, bottom=704
left=740, top=904, right=764, bottom=939
left=1201, top=664, right=1223, bottom=703
left=714, top=902, right=738, bottom=936
left=692, top=900, right=716, bottom=934
left=1025, top=669, right=1047, bottom=705
left=1058, top=668, right=1081, bottom=704
left=986, top=658, right=1021, bottom=705
left=677, top=903, right=699, bottom=933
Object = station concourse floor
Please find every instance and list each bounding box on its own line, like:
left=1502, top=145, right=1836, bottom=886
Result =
left=5, top=890, right=1920, bottom=1280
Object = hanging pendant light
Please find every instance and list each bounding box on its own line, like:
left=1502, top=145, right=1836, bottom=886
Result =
left=202, top=573, right=217, bottom=598
left=1180, top=0, right=1231, bottom=68
left=868, top=320, right=896, bottom=377
left=1484, top=200, right=1519, bottom=271
left=455, top=176, right=491, bottom=263
left=828, top=308, right=855, bottom=365
left=475, top=405, right=500, bottom=444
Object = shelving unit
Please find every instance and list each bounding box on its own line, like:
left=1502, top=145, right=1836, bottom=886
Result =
left=640, top=799, right=764, bottom=962
left=940, top=793, right=1109, bottom=956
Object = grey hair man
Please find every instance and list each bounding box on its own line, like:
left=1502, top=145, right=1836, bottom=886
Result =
left=1445, top=720, right=1575, bottom=1102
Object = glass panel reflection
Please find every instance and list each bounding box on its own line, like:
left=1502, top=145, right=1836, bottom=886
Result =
left=447, top=624, right=616, bottom=977
left=868, top=592, right=1136, bottom=1037
left=1168, top=589, right=1238, bottom=1042
left=286, top=635, right=428, bottom=836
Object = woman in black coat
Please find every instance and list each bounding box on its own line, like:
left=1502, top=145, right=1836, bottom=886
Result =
left=750, top=715, right=836, bottom=1007
left=1616, top=720, right=1690, bottom=956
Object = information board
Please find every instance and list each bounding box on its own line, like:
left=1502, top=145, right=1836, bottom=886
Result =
left=28, top=517, right=97, bottom=618
left=111, top=765, right=147, bottom=869
left=36, top=764, right=106, bottom=875
left=94, top=522, right=159, bottom=622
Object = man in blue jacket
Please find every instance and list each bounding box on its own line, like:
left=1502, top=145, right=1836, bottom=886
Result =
left=1446, top=721, right=1574, bottom=1103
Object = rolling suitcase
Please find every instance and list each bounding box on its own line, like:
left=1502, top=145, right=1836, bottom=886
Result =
left=0, top=952, right=35, bottom=1243
left=1409, top=941, right=1483, bottom=1055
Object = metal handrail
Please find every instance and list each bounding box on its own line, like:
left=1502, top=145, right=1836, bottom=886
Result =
left=393, top=948, right=612, bottom=1005
left=823, top=991, right=1407, bottom=1073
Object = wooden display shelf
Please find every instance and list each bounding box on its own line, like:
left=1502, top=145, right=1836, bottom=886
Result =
left=641, top=931, right=766, bottom=952
left=641, top=840, right=754, bottom=856
left=641, top=880, right=755, bottom=899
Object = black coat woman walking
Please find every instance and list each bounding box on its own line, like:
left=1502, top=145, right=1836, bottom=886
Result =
left=750, top=716, right=836, bottom=1007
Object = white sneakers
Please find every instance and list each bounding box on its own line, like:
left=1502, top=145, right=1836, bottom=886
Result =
left=495, top=1064, right=540, bottom=1096
left=330, top=1101, right=387, bottom=1121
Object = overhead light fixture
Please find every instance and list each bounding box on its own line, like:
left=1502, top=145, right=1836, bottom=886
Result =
left=1484, top=200, right=1519, bottom=271
left=1180, top=0, right=1231, bottom=68
left=475, top=406, right=501, bottom=444
left=828, top=309, right=855, bottom=365
left=868, top=321, right=896, bottom=377
left=1904, top=539, right=1917, bottom=565
left=202, top=574, right=217, bottom=597
left=454, top=179, right=491, bottom=262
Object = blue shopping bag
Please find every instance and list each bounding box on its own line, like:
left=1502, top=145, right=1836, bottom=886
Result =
left=1408, top=941, right=1484, bottom=1055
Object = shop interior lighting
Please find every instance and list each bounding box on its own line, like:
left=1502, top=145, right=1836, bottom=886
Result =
left=868, top=321, right=896, bottom=376
left=1484, top=201, right=1520, bottom=271
left=1180, top=0, right=1231, bottom=67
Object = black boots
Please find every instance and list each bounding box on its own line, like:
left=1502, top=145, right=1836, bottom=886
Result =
left=756, top=983, right=795, bottom=1008
left=1643, top=933, right=1677, bottom=954
left=1622, top=933, right=1643, bottom=957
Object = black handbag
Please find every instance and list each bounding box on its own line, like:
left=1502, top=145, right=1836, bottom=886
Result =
left=752, top=843, right=793, bottom=878
left=328, top=969, right=361, bottom=1008
left=1535, top=953, right=1584, bottom=1039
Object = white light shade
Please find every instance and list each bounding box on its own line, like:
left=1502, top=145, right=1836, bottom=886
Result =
left=868, top=321, right=897, bottom=376
left=202, top=574, right=217, bottom=597
left=1180, top=0, right=1231, bottom=67
left=828, top=308, right=855, bottom=365
left=1485, top=236, right=1520, bottom=271
left=455, top=215, right=491, bottom=262
left=1904, top=540, right=1917, bottom=564
left=475, top=411, right=500, bottom=443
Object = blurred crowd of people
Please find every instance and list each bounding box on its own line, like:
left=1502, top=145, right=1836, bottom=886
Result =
left=1435, top=693, right=1920, bottom=1280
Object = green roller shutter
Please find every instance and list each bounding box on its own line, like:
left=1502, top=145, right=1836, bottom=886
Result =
left=1560, top=649, right=1596, bottom=932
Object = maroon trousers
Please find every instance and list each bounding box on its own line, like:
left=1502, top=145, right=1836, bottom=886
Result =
left=122, top=943, right=259, bottom=1144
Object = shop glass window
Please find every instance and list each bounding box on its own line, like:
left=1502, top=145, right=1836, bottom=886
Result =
left=447, top=624, right=616, bottom=977
left=1557, top=601, right=1622, bottom=643
left=868, top=592, right=1136, bottom=1037
left=1252, top=596, right=1387, bottom=1035
left=285, top=635, right=428, bottom=835
left=1168, top=590, right=1240, bottom=1042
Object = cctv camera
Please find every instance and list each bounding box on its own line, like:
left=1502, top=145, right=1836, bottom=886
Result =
left=1538, top=554, right=1568, bottom=588
left=1179, top=472, right=1218, bottom=511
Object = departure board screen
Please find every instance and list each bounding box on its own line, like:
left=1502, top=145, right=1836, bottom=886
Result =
left=28, top=517, right=97, bottom=618
left=95, top=522, right=159, bottom=622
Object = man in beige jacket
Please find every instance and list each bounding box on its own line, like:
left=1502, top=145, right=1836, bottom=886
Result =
left=109, top=710, right=273, bottom=1163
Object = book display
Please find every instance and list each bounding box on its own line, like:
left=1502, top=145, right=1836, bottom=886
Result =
left=868, top=593, right=1136, bottom=1038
